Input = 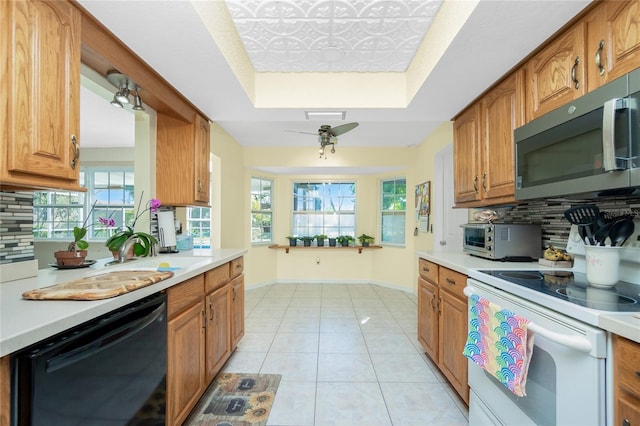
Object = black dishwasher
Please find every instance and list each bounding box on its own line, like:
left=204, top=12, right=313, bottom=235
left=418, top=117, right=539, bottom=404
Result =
left=11, top=293, right=167, bottom=426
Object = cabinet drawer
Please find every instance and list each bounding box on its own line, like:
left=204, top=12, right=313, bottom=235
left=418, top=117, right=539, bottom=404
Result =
left=205, top=264, right=230, bottom=293
left=167, top=274, right=204, bottom=318
left=230, top=257, right=244, bottom=278
left=615, top=335, right=640, bottom=396
left=438, top=267, right=467, bottom=300
left=418, top=259, right=438, bottom=284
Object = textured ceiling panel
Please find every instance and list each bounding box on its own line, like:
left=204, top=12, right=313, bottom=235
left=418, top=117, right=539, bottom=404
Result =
left=224, top=0, right=443, bottom=72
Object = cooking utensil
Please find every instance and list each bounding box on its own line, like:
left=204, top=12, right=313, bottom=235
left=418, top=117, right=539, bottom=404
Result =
left=593, top=222, right=614, bottom=246
left=609, top=218, right=634, bottom=247
left=564, top=205, right=600, bottom=245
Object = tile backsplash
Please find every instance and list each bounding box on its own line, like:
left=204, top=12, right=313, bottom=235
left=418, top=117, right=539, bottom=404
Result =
left=0, top=192, right=35, bottom=264
left=474, top=196, right=640, bottom=250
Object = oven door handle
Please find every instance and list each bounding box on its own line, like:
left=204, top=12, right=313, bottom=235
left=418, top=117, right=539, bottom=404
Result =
left=526, top=322, right=592, bottom=353
left=464, top=286, right=593, bottom=354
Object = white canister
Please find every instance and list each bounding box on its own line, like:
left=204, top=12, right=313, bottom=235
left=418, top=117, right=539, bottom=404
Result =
left=584, top=245, right=622, bottom=288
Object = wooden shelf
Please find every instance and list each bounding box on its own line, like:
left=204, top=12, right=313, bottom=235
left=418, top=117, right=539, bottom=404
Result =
left=268, top=244, right=383, bottom=254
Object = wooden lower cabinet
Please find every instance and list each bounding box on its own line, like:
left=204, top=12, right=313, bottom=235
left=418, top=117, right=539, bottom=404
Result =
left=205, top=284, right=231, bottom=384
left=167, top=298, right=206, bottom=426
left=417, top=259, right=470, bottom=404
left=167, top=257, right=245, bottom=426
left=1, top=356, right=9, bottom=426
left=614, top=334, right=640, bottom=426
left=231, top=274, right=245, bottom=349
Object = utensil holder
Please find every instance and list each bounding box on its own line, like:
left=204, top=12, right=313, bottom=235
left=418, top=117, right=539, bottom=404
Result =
left=584, top=245, right=622, bottom=287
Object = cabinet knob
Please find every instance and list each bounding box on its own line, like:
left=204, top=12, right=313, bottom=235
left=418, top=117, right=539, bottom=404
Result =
left=71, top=135, right=80, bottom=169
left=571, top=56, right=580, bottom=89
left=622, top=419, right=630, bottom=426
left=595, top=40, right=605, bottom=76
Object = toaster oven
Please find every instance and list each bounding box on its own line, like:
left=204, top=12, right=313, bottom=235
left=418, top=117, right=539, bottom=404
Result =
left=461, top=223, right=541, bottom=261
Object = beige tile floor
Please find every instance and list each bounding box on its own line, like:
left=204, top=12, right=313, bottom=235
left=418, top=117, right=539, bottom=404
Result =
left=221, top=283, right=469, bottom=426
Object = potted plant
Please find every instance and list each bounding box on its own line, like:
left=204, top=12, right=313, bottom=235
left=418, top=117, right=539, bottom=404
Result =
left=286, top=236, right=298, bottom=247
left=314, top=234, right=328, bottom=247
left=328, top=236, right=337, bottom=247
left=336, top=235, right=354, bottom=247
left=54, top=201, right=115, bottom=266
left=300, top=236, right=315, bottom=247
left=105, top=192, right=160, bottom=260
left=358, top=233, right=375, bottom=247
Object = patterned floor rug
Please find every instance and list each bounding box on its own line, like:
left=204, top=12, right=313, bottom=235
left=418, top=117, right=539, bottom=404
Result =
left=185, top=373, right=282, bottom=426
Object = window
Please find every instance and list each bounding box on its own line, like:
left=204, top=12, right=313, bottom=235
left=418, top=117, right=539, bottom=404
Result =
left=33, top=168, right=135, bottom=241
left=292, top=182, right=355, bottom=237
left=251, top=177, right=273, bottom=243
left=381, top=178, right=406, bottom=244
left=187, top=207, right=211, bottom=248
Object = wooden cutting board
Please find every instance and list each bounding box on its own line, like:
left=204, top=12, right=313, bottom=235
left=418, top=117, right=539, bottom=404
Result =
left=22, top=270, right=175, bottom=301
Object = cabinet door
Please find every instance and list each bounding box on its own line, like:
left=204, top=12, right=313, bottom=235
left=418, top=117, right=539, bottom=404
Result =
left=157, top=112, right=211, bottom=207
left=438, top=290, right=469, bottom=404
left=167, top=301, right=205, bottom=426
left=585, top=1, right=640, bottom=91
left=230, top=274, right=245, bottom=349
left=526, top=22, right=586, bottom=121
left=616, top=393, right=640, bottom=426
left=1, top=0, right=82, bottom=190
left=194, top=114, right=210, bottom=204
left=480, top=71, right=523, bottom=203
left=206, top=285, right=230, bottom=383
left=418, top=277, right=438, bottom=362
left=453, top=103, right=482, bottom=204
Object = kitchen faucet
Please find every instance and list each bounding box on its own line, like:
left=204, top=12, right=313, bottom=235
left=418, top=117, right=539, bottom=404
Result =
left=118, top=234, right=158, bottom=263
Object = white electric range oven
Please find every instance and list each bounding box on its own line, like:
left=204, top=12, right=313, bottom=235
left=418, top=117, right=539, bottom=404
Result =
left=465, top=243, right=640, bottom=426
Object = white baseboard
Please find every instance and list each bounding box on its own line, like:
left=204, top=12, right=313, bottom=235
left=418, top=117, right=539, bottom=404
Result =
left=246, top=278, right=417, bottom=297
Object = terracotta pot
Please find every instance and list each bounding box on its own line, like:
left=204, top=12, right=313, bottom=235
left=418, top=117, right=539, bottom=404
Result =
left=54, top=250, right=88, bottom=266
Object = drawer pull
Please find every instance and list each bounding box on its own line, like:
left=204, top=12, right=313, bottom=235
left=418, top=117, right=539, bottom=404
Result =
left=422, top=266, right=430, bottom=272
left=445, top=278, right=456, bottom=286
left=430, top=294, right=436, bottom=309
left=201, top=309, right=206, bottom=329
left=622, top=419, right=630, bottom=426
left=595, top=40, right=605, bottom=76
left=209, top=302, right=214, bottom=321
left=571, top=56, right=580, bottom=89
left=636, top=371, right=640, bottom=378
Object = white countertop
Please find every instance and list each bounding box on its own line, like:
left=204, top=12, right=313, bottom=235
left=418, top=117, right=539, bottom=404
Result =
left=0, top=248, right=246, bottom=357
left=416, top=250, right=640, bottom=344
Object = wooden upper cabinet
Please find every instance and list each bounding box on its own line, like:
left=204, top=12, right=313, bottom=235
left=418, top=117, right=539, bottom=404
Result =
left=454, top=70, right=522, bottom=207
left=525, top=21, right=586, bottom=121
left=156, top=112, right=211, bottom=207
left=194, top=114, right=211, bottom=204
left=585, top=0, right=640, bottom=91
left=453, top=103, right=482, bottom=204
left=1, top=0, right=83, bottom=191
left=479, top=71, right=523, bottom=204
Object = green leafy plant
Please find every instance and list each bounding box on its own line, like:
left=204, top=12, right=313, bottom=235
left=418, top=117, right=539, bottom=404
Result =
left=314, top=234, right=328, bottom=241
left=336, top=235, right=354, bottom=246
left=286, top=236, right=299, bottom=246
left=357, top=234, right=375, bottom=246
left=105, top=192, right=160, bottom=257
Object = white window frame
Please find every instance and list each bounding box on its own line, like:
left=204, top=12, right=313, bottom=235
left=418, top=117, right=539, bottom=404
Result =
left=33, top=167, right=135, bottom=242
left=251, top=176, right=274, bottom=245
left=380, top=177, right=406, bottom=246
left=291, top=181, right=356, bottom=238
left=187, top=207, right=212, bottom=248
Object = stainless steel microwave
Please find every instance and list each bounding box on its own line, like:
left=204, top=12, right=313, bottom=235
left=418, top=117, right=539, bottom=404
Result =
left=514, top=69, right=640, bottom=200
left=461, top=223, right=541, bottom=261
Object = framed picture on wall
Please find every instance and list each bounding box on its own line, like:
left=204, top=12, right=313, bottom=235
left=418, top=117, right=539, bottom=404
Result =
left=415, top=181, right=430, bottom=233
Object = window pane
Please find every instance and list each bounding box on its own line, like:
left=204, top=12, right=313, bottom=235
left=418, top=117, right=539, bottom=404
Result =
left=291, top=182, right=356, bottom=237
left=380, top=178, right=406, bottom=244
left=251, top=177, right=274, bottom=243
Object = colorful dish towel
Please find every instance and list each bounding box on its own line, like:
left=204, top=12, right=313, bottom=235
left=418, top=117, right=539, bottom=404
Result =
left=463, top=293, right=535, bottom=397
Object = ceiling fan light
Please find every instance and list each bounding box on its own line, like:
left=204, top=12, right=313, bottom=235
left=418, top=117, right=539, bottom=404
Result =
left=331, top=145, right=336, bottom=154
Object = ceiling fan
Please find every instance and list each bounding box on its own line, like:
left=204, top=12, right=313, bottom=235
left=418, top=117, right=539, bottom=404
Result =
left=286, top=122, right=359, bottom=158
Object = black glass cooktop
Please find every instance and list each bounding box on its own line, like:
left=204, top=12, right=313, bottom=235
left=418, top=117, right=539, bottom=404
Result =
left=478, top=270, right=640, bottom=312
